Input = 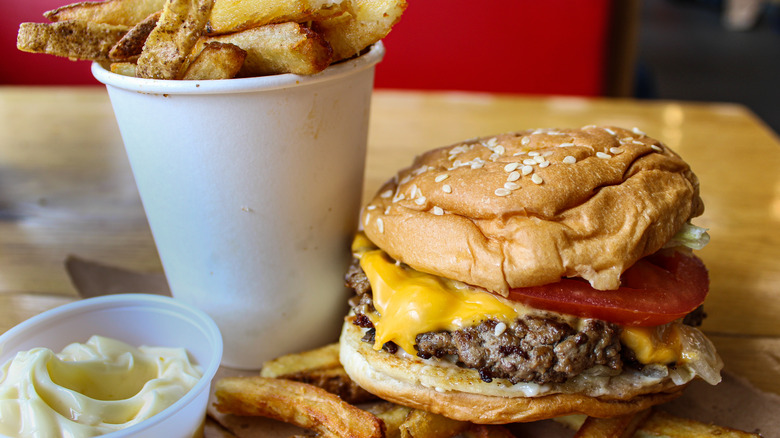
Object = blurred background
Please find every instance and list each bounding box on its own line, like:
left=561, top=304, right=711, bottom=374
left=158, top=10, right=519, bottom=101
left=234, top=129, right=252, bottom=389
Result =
left=3, top=0, right=778, bottom=134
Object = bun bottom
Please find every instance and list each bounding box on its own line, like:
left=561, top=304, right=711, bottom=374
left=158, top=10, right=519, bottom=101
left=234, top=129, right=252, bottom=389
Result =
left=339, top=321, right=685, bottom=424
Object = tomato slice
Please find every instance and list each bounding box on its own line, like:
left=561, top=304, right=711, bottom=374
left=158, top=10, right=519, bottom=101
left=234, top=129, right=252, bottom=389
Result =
left=505, top=252, right=709, bottom=326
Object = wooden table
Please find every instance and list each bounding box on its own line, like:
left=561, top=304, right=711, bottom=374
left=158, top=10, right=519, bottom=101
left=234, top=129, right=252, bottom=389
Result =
left=2, top=87, right=779, bottom=397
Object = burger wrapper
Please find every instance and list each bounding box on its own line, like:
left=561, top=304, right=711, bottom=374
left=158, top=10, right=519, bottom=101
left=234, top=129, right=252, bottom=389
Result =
left=66, top=256, right=780, bottom=437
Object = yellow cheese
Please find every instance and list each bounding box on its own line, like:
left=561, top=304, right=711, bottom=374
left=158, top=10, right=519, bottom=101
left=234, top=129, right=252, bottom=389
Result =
left=620, top=325, right=683, bottom=365
left=358, top=249, right=522, bottom=354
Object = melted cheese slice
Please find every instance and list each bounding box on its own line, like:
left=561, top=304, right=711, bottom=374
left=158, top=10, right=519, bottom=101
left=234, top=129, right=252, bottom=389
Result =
left=359, top=249, right=523, bottom=354
left=621, top=325, right=683, bottom=365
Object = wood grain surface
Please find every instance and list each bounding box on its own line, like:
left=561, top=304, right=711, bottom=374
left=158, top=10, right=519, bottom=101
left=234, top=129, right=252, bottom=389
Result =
left=2, top=86, right=779, bottom=396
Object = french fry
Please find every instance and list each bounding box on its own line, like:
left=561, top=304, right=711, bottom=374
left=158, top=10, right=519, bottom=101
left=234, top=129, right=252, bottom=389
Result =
left=181, top=42, right=246, bottom=79
left=573, top=410, right=651, bottom=438
left=274, top=367, right=378, bottom=404
left=44, top=0, right=166, bottom=27
left=399, top=409, right=470, bottom=438
left=109, top=10, right=162, bottom=61
left=313, top=0, right=406, bottom=61
left=556, top=410, right=761, bottom=437
left=365, top=403, right=412, bottom=438
left=17, top=21, right=128, bottom=61
left=462, top=424, right=517, bottom=438
left=110, top=61, right=137, bottom=76
left=261, top=343, right=341, bottom=377
left=260, top=343, right=376, bottom=404
left=214, top=376, right=385, bottom=438
left=194, top=22, right=332, bottom=76
left=638, top=410, right=761, bottom=437
left=136, top=0, right=215, bottom=79
left=553, top=414, right=587, bottom=430
left=207, top=0, right=349, bottom=34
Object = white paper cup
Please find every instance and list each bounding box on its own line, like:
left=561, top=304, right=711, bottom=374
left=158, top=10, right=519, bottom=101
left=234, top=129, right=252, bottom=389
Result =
left=92, top=42, right=384, bottom=369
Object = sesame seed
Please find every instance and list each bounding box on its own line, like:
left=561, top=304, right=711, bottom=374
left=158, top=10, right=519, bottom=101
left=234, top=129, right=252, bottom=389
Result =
left=380, top=190, right=393, bottom=198
left=547, top=131, right=565, bottom=135
left=410, top=184, right=419, bottom=199
left=435, top=174, right=449, bottom=183
left=521, top=137, right=531, bottom=146
left=400, top=174, right=411, bottom=185
left=539, top=160, right=550, bottom=168
left=651, top=144, right=664, bottom=152
left=415, top=196, right=426, bottom=205
left=494, top=322, right=507, bottom=336
left=494, top=145, right=506, bottom=155
left=392, top=194, right=405, bottom=203
left=471, top=161, right=484, bottom=169
left=558, top=142, right=575, bottom=148
left=512, top=151, right=527, bottom=156
left=522, top=165, right=534, bottom=175
left=563, top=155, right=577, bottom=164
left=596, top=152, right=611, bottom=159
left=507, top=171, right=521, bottom=182
left=442, top=184, right=452, bottom=193
left=413, top=166, right=428, bottom=175
left=450, top=145, right=469, bottom=156
left=433, top=206, right=444, bottom=215
left=494, top=188, right=511, bottom=196
left=604, top=128, right=617, bottom=136
left=504, top=182, right=519, bottom=190
left=377, top=218, right=384, bottom=233
left=609, top=147, right=623, bottom=154
left=528, top=151, right=540, bottom=157
left=523, top=159, right=536, bottom=166
left=384, top=206, right=391, bottom=215
left=632, top=127, right=646, bottom=136
left=486, top=137, right=498, bottom=147
left=531, top=174, right=543, bottom=184
left=366, top=205, right=377, bottom=210
left=364, top=213, right=370, bottom=226
left=504, top=162, right=520, bottom=172
left=583, top=124, right=597, bottom=129
left=543, top=151, right=554, bottom=157
left=632, top=140, right=644, bottom=145
left=532, top=129, right=544, bottom=135
left=533, top=155, right=545, bottom=163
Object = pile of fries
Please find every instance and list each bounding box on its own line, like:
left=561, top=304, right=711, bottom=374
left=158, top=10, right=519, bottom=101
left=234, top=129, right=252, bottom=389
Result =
left=213, top=344, right=761, bottom=438
left=17, top=0, right=406, bottom=80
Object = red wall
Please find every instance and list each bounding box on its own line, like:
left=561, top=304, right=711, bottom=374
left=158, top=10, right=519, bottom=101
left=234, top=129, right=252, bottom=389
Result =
left=3, top=0, right=612, bottom=96
left=374, top=0, right=612, bottom=96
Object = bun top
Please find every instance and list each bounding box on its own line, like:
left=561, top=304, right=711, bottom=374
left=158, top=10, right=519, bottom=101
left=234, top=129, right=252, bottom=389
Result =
left=361, top=126, right=703, bottom=294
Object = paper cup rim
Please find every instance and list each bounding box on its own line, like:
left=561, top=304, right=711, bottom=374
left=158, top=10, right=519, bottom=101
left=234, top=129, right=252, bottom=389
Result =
left=91, top=41, right=385, bottom=95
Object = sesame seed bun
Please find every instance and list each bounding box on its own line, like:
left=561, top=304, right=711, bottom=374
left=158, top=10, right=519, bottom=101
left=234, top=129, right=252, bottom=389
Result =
left=361, top=126, right=703, bottom=295
left=339, top=321, right=686, bottom=424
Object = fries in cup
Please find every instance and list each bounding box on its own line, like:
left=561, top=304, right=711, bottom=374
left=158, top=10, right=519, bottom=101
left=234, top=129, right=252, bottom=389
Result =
left=17, top=0, right=406, bottom=80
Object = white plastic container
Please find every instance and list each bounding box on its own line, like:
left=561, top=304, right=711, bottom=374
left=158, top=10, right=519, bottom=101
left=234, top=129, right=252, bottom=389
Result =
left=91, top=42, right=385, bottom=369
left=0, top=294, right=223, bottom=438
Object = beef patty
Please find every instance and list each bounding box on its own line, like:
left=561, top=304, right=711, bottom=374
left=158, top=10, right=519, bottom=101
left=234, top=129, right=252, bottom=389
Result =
left=345, top=260, right=623, bottom=385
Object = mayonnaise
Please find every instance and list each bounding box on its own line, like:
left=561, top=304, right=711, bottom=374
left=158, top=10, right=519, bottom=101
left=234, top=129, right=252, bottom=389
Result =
left=0, top=335, right=202, bottom=438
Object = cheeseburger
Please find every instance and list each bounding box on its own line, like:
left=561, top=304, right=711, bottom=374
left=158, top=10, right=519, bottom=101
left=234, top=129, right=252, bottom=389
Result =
left=339, top=126, right=722, bottom=423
